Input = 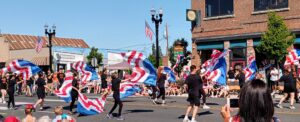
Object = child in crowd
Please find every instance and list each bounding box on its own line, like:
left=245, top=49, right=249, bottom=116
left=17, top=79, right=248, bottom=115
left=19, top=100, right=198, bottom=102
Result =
left=22, top=104, right=36, bottom=122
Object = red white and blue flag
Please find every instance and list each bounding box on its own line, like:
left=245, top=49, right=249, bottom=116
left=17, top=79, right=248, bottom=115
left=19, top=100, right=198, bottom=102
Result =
left=173, top=54, right=184, bottom=69
left=163, top=66, right=176, bottom=83
left=284, top=49, right=300, bottom=66
left=71, top=61, right=99, bottom=84
left=1, top=60, right=41, bottom=80
left=206, top=57, right=227, bottom=85
left=35, top=36, right=44, bottom=53
left=121, top=51, right=157, bottom=86
left=54, top=71, right=73, bottom=102
left=120, top=82, right=141, bottom=99
left=77, top=93, right=107, bottom=115
left=243, top=56, right=257, bottom=81
left=145, top=21, right=154, bottom=41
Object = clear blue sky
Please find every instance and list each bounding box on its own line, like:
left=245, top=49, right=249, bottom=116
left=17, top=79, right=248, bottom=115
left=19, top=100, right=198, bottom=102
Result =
left=0, top=0, right=191, bottom=57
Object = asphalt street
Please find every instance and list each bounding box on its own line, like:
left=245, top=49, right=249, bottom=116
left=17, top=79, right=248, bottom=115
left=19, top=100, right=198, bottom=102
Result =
left=0, top=94, right=299, bottom=122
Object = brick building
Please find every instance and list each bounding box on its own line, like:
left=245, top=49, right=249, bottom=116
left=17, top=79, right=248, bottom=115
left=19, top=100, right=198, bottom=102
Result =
left=0, top=34, right=89, bottom=71
left=191, top=0, right=300, bottom=69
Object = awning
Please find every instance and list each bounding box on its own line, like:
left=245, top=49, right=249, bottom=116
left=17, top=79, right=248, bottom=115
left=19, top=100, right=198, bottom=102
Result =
left=230, top=39, right=247, bottom=48
left=107, top=61, right=130, bottom=70
left=295, top=38, right=300, bottom=44
left=31, top=57, right=49, bottom=66
left=197, top=41, right=224, bottom=50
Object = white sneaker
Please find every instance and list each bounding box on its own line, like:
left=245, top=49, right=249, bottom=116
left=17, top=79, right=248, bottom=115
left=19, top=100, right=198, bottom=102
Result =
left=202, top=105, right=210, bottom=109
left=3, top=101, right=6, bottom=104
left=183, top=118, right=189, bottom=122
left=190, top=119, right=197, bottom=122
left=290, top=105, right=296, bottom=110
left=276, top=104, right=283, bottom=109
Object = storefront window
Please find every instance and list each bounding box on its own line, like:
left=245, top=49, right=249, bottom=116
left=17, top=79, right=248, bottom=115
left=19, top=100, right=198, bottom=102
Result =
left=205, top=0, right=234, bottom=17
left=230, top=48, right=246, bottom=60
left=254, top=0, right=288, bottom=11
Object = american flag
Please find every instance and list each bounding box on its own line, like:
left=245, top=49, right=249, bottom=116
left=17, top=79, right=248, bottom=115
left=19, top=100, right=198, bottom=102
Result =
left=35, top=36, right=44, bottom=53
left=145, top=21, right=154, bottom=41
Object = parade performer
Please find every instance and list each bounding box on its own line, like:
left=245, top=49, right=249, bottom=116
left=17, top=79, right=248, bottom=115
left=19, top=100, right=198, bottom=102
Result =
left=101, top=68, right=108, bottom=93
left=0, top=74, right=7, bottom=103
left=7, top=74, right=16, bottom=109
left=153, top=68, right=167, bottom=105
left=277, top=69, right=297, bottom=109
left=33, top=72, right=52, bottom=110
left=183, top=65, right=202, bottom=122
left=69, top=72, right=80, bottom=114
left=107, top=72, right=129, bottom=120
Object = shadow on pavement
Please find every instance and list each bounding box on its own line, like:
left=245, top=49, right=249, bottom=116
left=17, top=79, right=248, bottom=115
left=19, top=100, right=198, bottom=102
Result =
left=126, top=109, right=154, bottom=113
left=197, top=111, right=214, bottom=116
left=206, top=103, right=219, bottom=105
left=63, top=105, right=77, bottom=110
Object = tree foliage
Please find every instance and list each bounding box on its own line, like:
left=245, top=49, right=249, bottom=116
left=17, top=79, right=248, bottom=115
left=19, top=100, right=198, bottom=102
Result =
left=170, top=38, right=189, bottom=74
left=86, top=47, right=103, bottom=66
left=256, top=12, right=295, bottom=63
left=147, top=43, right=162, bottom=67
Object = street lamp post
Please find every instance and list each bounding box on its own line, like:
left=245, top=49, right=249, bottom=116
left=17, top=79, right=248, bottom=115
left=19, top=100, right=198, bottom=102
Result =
left=151, top=8, right=163, bottom=68
left=44, top=24, right=56, bottom=72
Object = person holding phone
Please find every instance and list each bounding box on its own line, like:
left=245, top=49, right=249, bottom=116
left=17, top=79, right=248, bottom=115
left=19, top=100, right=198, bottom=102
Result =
left=221, top=79, right=279, bottom=122
left=183, top=65, right=202, bottom=122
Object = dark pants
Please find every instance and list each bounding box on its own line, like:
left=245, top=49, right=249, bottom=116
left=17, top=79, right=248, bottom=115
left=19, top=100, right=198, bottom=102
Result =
left=151, top=86, right=157, bottom=99
left=7, top=90, right=15, bottom=108
left=109, top=94, right=123, bottom=116
left=200, top=89, right=206, bottom=104
left=18, top=83, right=22, bottom=95
left=157, top=87, right=165, bottom=100
left=70, top=94, right=78, bottom=112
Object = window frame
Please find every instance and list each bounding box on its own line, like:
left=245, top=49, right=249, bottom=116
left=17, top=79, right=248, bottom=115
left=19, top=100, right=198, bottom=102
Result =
left=253, top=0, right=289, bottom=12
left=205, top=0, right=234, bottom=18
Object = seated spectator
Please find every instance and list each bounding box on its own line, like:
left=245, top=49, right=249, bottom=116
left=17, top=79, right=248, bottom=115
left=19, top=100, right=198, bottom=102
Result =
left=22, top=104, right=36, bottom=122
left=53, top=106, right=63, bottom=120
left=4, top=116, right=20, bottom=122
left=53, top=106, right=75, bottom=122
left=221, top=79, right=279, bottom=122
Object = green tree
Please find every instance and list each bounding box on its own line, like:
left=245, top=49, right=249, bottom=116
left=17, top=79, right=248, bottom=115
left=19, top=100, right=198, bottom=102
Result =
left=148, top=43, right=162, bottom=67
left=256, top=12, right=295, bottom=65
left=86, top=47, right=103, bottom=67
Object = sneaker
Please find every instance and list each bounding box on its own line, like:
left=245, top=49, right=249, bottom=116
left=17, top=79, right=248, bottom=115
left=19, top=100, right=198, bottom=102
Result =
left=3, top=101, right=6, bottom=104
left=39, top=107, right=43, bottom=110
left=152, top=100, right=157, bottom=105
left=290, top=105, right=296, bottom=110
left=183, top=118, right=189, bottom=122
left=190, top=119, right=197, bottom=122
left=106, top=114, right=113, bottom=119
left=203, top=104, right=210, bottom=109
left=276, top=104, right=283, bottom=109
left=116, top=116, right=124, bottom=121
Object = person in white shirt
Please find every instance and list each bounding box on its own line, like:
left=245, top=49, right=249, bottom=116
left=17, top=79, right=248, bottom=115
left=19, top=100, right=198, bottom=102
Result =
left=270, top=67, right=279, bottom=96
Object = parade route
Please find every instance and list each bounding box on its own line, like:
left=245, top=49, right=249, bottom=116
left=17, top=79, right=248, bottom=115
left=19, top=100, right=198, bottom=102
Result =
left=0, top=94, right=299, bottom=122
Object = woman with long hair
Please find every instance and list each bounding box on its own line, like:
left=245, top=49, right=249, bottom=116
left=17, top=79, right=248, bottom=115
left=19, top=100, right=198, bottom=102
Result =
left=221, top=79, right=278, bottom=122
left=154, top=66, right=167, bottom=105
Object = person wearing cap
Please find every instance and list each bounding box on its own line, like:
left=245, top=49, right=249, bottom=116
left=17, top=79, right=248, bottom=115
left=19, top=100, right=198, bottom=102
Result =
left=22, top=104, right=36, bottom=122
left=4, top=116, right=20, bottom=122
left=153, top=67, right=167, bottom=105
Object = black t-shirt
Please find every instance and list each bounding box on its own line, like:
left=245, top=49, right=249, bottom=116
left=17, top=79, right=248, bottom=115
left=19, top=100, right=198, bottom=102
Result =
left=111, top=78, right=121, bottom=94
left=26, top=78, right=34, bottom=86
left=279, top=73, right=296, bottom=89
left=36, top=78, right=46, bottom=92
left=185, top=74, right=202, bottom=97
left=8, top=78, right=16, bottom=91
left=47, top=74, right=53, bottom=83
left=157, top=74, right=167, bottom=88
left=236, top=72, right=245, bottom=86
left=0, top=78, right=7, bottom=89
left=228, top=70, right=235, bottom=79
left=71, top=79, right=79, bottom=95
left=101, top=74, right=108, bottom=88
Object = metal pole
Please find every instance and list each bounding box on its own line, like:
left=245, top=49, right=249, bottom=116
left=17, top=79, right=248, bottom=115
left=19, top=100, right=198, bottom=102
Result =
left=155, top=21, right=159, bottom=68
left=49, top=35, right=53, bottom=72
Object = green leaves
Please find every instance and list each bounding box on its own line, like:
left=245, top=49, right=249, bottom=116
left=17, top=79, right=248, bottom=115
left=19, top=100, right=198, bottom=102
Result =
left=256, top=12, right=295, bottom=62
left=86, top=47, right=103, bottom=66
